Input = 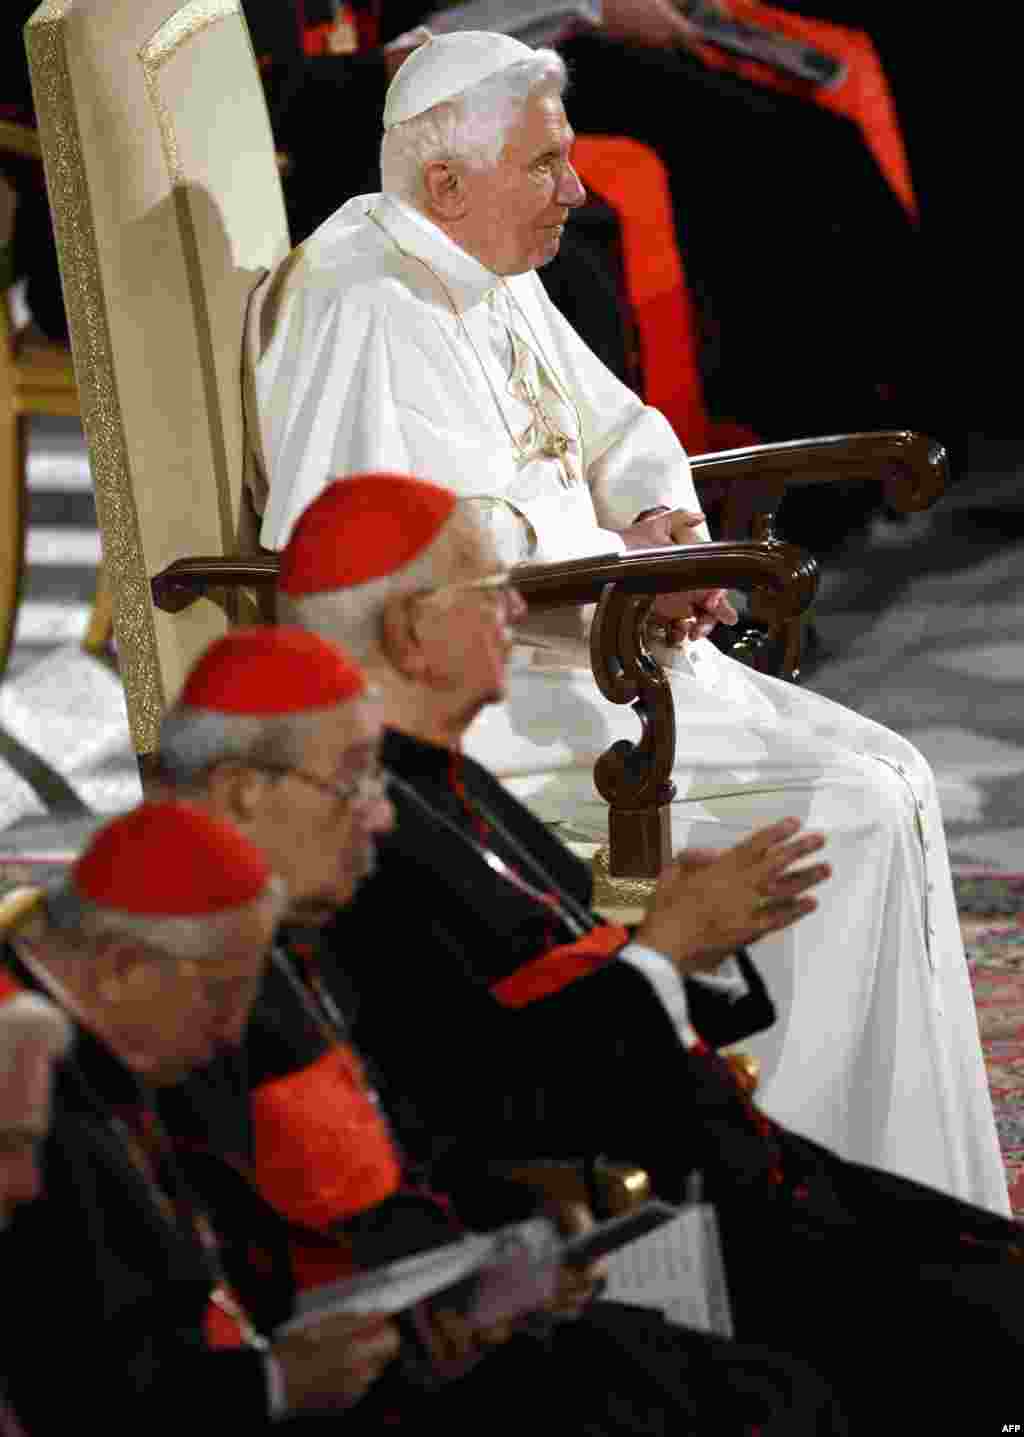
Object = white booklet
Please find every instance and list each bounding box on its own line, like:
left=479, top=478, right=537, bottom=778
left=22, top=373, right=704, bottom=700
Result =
left=278, top=1200, right=687, bottom=1336
left=602, top=1202, right=733, bottom=1338
left=278, top=1218, right=560, bottom=1335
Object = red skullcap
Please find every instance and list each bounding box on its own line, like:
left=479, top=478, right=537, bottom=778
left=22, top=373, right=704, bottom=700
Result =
left=73, top=802, right=271, bottom=917
left=180, top=626, right=366, bottom=715
left=279, top=474, right=457, bottom=597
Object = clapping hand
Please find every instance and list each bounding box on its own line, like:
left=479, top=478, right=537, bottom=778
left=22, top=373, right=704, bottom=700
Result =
left=638, top=817, right=830, bottom=975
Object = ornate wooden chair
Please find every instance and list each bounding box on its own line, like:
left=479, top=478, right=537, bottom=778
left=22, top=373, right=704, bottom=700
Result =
left=26, top=0, right=939, bottom=890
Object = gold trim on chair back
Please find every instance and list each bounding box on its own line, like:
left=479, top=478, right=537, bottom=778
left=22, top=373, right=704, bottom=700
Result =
left=25, top=0, right=290, bottom=756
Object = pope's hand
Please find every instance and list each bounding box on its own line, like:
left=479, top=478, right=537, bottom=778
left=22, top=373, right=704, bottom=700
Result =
left=651, top=586, right=739, bottom=641
left=618, top=509, right=738, bottom=641
left=273, top=1311, right=401, bottom=1413
left=619, top=507, right=705, bottom=551
left=637, top=817, right=831, bottom=975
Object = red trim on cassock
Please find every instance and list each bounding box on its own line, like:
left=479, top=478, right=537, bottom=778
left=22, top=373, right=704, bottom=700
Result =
left=490, top=925, right=630, bottom=1008
left=204, top=1298, right=245, bottom=1349
left=0, top=972, right=24, bottom=1003
left=571, top=137, right=762, bottom=457
left=250, top=1045, right=402, bottom=1231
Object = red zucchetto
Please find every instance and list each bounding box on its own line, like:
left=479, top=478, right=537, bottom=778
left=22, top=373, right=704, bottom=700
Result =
left=73, top=802, right=271, bottom=917
left=278, top=474, right=456, bottom=597
left=179, top=626, right=366, bottom=714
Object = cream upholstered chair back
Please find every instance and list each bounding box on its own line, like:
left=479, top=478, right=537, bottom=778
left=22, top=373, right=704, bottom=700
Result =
left=24, top=0, right=289, bottom=760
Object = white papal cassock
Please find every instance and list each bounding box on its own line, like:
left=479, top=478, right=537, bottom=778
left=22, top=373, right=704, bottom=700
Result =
left=247, top=190, right=1009, bottom=1215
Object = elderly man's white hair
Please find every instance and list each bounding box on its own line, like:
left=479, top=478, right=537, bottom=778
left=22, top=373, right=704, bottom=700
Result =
left=159, top=704, right=329, bottom=795
left=0, top=993, right=72, bottom=1083
left=381, top=48, right=568, bottom=205
left=278, top=495, right=487, bottom=658
left=42, top=872, right=287, bottom=967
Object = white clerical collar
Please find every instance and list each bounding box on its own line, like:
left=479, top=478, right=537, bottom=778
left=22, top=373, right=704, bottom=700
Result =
left=370, top=192, right=502, bottom=313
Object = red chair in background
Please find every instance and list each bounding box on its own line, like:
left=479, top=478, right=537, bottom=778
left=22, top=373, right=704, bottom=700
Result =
left=571, top=134, right=759, bottom=460
left=690, top=0, right=916, bottom=220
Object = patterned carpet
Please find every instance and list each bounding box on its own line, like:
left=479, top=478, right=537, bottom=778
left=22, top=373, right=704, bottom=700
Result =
left=959, top=874, right=1024, bottom=1214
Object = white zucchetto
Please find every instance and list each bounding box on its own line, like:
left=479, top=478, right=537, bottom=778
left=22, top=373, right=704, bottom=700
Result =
left=383, top=30, right=536, bottom=130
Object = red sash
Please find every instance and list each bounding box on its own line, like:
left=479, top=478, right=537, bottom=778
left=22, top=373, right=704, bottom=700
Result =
left=250, top=1043, right=402, bottom=1233
left=203, top=1290, right=248, bottom=1349
left=572, top=136, right=761, bottom=455
left=692, top=2, right=916, bottom=218
left=491, top=923, right=630, bottom=1008
left=0, top=972, right=24, bottom=1004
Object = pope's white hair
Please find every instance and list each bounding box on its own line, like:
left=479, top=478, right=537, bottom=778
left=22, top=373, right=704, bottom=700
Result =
left=279, top=501, right=476, bottom=658
left=381, top=49, right=568, bottom=206
left=0, top=993, right=72, bottom=1082
left=43, top=872, right=288, bottom=966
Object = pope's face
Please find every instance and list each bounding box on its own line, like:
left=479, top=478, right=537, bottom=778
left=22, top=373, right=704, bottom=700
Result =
left=458, top=92, right=585, bottom=275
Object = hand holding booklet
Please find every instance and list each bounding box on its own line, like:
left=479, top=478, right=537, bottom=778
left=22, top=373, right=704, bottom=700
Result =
left=279, top=1200, right=683, bottom=1336
left=278, top=1216, right=561, bottom=1335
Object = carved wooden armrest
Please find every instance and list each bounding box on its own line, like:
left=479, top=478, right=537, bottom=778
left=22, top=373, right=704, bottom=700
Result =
left=487, top=1159, right=652, bottom=1217
left=150, top=540, right=817, bottom=880
left=512, top=539, right=815, bottom=616
left=151, top=539, right=816, bottom=622
left=691, top=429, right=947, bottom=543
left=150, top=554, right=279, bottom=613
left=541, top=543, right=817, bottom=877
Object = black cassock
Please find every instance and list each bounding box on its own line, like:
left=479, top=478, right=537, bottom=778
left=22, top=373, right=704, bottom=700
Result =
left=159, top=951, right=850, bottom=1437
left=326, top=727, right=1024, bottom=1429
left=329, top=726, right=777, bottom=1179
left=0, top=958, right=276, bottom=1434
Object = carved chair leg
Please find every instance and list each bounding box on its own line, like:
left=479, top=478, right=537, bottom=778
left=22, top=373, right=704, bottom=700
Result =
left=81, top=564, right=114, bottom=656
left=0, top=410, right=26, bottom=681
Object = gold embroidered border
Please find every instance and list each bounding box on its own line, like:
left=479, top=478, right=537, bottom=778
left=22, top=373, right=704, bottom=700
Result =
left=25, top=1, right=165, bottom=756
left=138, top=0, right=240, bottom=187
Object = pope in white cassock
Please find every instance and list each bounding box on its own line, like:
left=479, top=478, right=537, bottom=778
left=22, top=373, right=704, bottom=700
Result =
left=245, top=31, right=1008, bottom=1214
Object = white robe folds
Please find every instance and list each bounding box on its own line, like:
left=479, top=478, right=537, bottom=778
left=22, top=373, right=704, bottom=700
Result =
left=248, top=193, right=1008, bottom=1215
